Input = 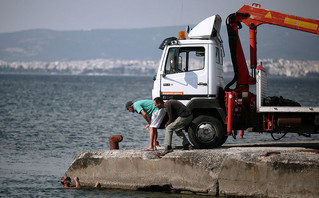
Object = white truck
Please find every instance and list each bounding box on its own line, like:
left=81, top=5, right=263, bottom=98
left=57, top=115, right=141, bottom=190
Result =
left=152, top=4, right=319, bottom=148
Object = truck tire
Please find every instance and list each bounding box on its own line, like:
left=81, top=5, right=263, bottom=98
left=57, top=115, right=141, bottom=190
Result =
left=188, top=115, right=226, bottom=149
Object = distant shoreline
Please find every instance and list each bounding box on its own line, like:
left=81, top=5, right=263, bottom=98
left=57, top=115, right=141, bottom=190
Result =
left=1, top=72, right=318, bottom=79
left=1, top=58, right=319, bottom=78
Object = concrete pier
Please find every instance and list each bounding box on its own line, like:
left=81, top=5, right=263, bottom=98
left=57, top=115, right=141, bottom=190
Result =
left=65, top=141, right=319, bottom=197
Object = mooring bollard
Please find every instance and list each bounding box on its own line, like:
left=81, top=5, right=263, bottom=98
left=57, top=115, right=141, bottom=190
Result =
left=109, top=135, right=123, bottom=150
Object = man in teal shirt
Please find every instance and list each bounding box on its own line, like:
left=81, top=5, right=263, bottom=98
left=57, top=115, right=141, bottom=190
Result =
left=126, top=100, right=165, bottom=151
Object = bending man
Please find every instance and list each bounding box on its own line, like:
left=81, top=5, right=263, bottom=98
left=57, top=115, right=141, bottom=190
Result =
left=126, top=100, right=165, bottom=151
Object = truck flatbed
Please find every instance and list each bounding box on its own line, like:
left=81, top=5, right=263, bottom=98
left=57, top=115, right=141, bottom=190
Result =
left=256, top=65, right=319, bottom=113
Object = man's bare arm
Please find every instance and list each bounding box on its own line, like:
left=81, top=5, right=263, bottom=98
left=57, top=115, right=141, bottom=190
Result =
left=74, top=177, right=81, bottom=188
left=140, top=109, right=151, bottom=125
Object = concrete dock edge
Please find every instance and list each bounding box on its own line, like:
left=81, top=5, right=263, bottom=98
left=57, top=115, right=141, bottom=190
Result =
left=65, top=141, right=319, bottom=197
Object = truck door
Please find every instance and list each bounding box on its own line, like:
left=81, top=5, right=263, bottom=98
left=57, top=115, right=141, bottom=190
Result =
left=160, top=46, right=208, bottom=101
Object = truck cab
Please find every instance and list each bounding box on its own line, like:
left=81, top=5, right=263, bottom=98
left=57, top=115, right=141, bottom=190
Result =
left=152, top=15, right=228, bottom=148
left=153, top=15, right=224, bottom=103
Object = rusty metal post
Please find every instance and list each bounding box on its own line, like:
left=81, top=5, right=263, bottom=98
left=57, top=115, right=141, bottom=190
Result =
left=109, top=135, right=123, bottom=150
left=239, top=130, right=244, bottom=139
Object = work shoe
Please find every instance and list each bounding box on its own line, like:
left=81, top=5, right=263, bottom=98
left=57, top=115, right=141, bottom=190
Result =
left=156, top=146, right=173, bottom=157
left=182, top=144, right=192, bottom=150
left=164, top=145, right=173, bottom=153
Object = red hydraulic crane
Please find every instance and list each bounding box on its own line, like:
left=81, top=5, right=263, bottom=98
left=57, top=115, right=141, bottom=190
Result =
left=225, top=3, right=319, bottom=134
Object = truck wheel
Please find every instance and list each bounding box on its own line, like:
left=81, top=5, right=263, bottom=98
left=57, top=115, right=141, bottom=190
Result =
left=188, top=115, right=226, bottom=149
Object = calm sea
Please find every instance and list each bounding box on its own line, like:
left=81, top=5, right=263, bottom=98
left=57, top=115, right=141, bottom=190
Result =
left=0, top=74, right=318, bottom=197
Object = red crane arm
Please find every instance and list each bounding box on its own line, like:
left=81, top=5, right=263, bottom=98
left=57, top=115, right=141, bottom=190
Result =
left=225, top=3, right=319, bottom=91
left=238, top=4, right=319, bottom=70
left=237, top=3, right=319, bottom=35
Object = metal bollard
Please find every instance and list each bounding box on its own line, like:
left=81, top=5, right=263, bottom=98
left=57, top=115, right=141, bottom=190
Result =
left=109, top=135, right=123, bottom=150
left=239, top=130, right=244, bottom=138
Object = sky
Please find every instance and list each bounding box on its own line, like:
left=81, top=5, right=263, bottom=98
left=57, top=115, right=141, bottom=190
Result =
left=0, top=0, right=319, bottom=33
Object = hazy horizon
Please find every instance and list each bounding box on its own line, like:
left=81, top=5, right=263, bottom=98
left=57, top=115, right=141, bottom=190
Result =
left=1, top=0, right=319, bottom=33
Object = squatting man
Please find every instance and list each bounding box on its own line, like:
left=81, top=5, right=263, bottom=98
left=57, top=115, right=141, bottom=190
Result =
left=153, top=97, right=192, bottom=155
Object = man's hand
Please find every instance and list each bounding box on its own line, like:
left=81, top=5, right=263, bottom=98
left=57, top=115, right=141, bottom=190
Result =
left=145, top=124, right=150, bottom=128
left=140, top=109, right=151, bottom=126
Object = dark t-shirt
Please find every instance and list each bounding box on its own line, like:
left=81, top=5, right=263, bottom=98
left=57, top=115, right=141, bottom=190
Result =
left=165, top=99, right=192, bottom=125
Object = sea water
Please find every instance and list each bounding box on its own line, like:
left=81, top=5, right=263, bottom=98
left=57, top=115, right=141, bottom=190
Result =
left=0, top=74, right=318, bottom=197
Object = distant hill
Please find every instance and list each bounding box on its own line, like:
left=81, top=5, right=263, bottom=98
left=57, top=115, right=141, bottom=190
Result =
left=0, top=28, right=179, bottom=62
left=0, top=25, right=319, bottom=62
